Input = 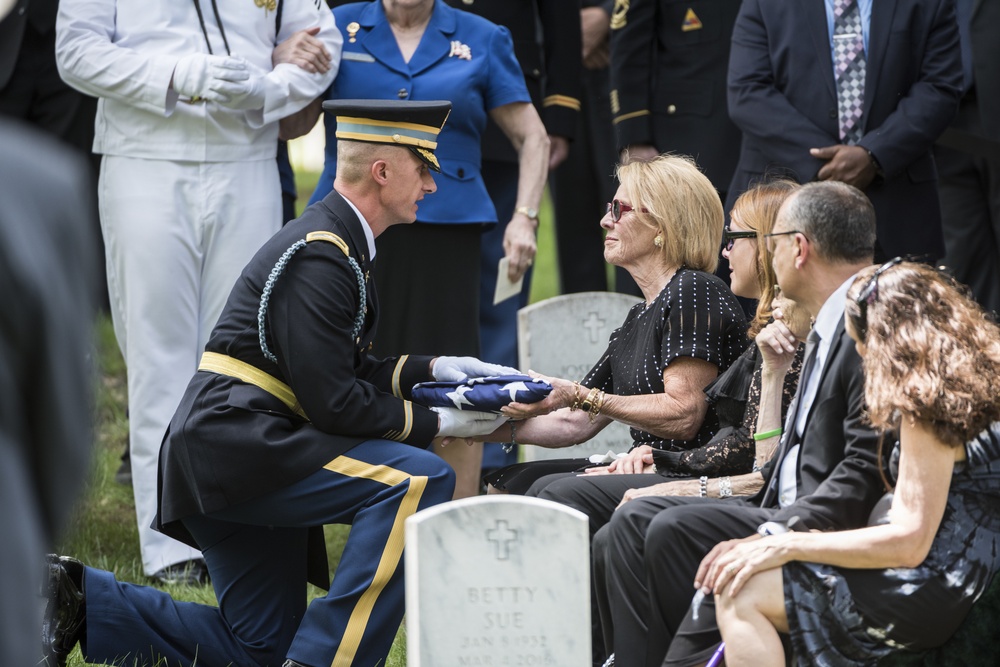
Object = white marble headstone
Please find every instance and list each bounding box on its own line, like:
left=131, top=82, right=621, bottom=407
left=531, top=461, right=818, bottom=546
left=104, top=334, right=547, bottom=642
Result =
left=516, top=292, right=642, bottom=461
left=405, top=496, right=590, bottom=666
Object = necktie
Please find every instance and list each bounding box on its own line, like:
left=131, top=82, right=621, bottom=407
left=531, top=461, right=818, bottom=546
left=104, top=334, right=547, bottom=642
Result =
left=833, top=0, right=866, bottom=144
left=761, top=329, right=822, bottom=508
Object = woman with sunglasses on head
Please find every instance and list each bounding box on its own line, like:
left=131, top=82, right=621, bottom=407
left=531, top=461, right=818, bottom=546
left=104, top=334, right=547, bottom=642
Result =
left=704, top=260, right=1000, bottom=667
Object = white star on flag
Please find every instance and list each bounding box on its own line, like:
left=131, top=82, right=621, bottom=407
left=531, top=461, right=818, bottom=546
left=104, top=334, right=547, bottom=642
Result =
left=446, top=384, right=475, bottom=409
left=501, top=381, right=529, bottom=402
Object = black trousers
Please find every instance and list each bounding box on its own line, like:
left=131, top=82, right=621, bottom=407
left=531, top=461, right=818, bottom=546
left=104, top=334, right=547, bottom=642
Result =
left=594, top=495, right=774, bottom=667
left=936, top=95, right=1000, bottom=317
left=528, top=471, right=692, bottom=665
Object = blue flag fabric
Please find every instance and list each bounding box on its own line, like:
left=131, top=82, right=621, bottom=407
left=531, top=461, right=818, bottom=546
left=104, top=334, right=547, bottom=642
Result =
left=411, top=374, right=553, bottom=413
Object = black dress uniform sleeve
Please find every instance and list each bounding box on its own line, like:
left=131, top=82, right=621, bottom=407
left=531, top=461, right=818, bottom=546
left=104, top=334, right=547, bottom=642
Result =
left=445, top=0, right=582, bottom=158
left=538, top=0, right=584, bottom=140
left=268, top=242, right=439, bottom=445
left=609, top=0, right=657, bottom=150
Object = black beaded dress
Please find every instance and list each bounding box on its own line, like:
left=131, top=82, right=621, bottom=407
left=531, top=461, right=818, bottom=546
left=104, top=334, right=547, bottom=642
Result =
left=485, top=268, right=747, bottom=492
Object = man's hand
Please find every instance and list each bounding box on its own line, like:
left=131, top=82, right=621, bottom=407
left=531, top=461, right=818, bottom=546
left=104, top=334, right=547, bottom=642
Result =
left=272, top=26, right=332, bottom=74
left=209, top=56, right=267, bottom=110
left=171, top=54, right=248, bottom=102
left=503, top=214, right=537, bottom=282
left=581, top=6, right=610, bottom=69
left=431, top=356, right=519, bottom=383
left=433, top=407, right=508, bottom=438
left=549, top=135, right=570, bottom=170
left=810, top=144, right=876, bottom=189
left=621, top=144, right=659, bottom=163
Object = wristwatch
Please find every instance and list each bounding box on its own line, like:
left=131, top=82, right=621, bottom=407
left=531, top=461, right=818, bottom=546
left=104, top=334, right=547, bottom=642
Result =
left=514, top=205, right=539, bottom=221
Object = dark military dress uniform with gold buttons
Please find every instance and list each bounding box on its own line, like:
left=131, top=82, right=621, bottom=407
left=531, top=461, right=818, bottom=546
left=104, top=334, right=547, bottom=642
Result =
left=77, top=187, right=456, bottom=667
left=609, top=0, right=742, bottom=199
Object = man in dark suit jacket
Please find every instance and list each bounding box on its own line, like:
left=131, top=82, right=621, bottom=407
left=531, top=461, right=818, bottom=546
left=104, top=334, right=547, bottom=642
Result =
left=593, top=181, right=886, bottom=667
left=0, top=0, right=91, bottom=140
left=0, top=116, right=97, bottom=667
left=936, top=0, right=1000, bottom=316
left=41, top=101, right=509, bottom=667
left=727, top=0, right=963, bottom=261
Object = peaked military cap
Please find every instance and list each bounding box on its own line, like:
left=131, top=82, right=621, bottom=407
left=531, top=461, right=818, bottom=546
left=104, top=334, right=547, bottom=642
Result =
left=322, top=99, right=452, bottom=172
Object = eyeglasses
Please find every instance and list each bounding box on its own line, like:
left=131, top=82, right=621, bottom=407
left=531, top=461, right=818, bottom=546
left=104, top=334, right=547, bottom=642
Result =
left=854, top=257, right=903, bottom=340
left=723, top=229, right=757, bottom=251
left=762, top=229, right=805, bottom=253
left=606, top=199, right=649, bottom=223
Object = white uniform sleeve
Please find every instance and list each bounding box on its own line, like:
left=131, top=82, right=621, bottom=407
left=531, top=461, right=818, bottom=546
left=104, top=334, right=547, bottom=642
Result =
left=55, top=0, right=180, bottom=116
left=248, top=0, right=342, bottom=128
left=56, top=0, right=341, bottom=122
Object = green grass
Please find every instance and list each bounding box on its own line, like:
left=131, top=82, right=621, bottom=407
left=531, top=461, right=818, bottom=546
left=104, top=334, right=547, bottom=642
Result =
left=59, top=174, right=569, bottom=666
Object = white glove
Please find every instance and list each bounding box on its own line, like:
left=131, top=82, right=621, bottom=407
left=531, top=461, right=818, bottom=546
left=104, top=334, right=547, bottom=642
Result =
left=433, top=407, right=509, bottom=438
left=207, top=56, right=267, bottom=110
left=432, top=356, right=519, bottom=383
left=172, top=54, right=248, bottom=102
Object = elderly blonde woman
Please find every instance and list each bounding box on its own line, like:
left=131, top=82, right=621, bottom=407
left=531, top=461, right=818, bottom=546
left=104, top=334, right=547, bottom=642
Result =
left=480, top=154, right=747, bottom=531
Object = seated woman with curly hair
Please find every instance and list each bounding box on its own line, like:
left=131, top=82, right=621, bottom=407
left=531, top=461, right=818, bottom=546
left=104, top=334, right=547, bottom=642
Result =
left=703, top=260, right=1000, bottom=667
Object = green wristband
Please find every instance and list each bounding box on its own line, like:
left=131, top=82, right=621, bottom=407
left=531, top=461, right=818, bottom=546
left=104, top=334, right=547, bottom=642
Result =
left=753, top=428, right=783, bottom=441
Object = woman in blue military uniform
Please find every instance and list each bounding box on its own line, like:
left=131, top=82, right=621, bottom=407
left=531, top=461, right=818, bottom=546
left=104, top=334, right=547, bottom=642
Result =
left=292, top=0, right=550, bottom=498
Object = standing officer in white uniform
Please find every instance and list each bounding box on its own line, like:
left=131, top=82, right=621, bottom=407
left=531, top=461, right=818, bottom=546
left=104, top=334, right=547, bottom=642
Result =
left=54, top=0, right=342, bottom=583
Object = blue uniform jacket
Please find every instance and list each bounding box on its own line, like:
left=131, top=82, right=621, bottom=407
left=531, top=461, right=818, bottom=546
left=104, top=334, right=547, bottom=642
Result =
left=308, top=0, right=530, bottom=225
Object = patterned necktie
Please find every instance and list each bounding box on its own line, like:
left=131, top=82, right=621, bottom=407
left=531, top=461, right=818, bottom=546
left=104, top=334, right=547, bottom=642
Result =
left=833, top=0, right=866, bottom=144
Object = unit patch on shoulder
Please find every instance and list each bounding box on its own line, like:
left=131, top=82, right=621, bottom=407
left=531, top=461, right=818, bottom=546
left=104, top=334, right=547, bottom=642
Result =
left=682, top=8, right=703, bottom=32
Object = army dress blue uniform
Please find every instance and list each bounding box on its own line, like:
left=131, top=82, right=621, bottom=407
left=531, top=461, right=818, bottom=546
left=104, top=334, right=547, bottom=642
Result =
left=75, top=190, right=456, bottom=667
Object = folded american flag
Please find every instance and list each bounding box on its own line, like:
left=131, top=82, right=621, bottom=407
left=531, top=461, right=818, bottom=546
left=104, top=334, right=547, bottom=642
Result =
left=411, top=374, right=552, bottom=413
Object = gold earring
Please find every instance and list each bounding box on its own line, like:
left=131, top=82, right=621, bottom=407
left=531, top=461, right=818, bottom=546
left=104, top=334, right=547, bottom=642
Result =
left=654, top=234, right=663, bottom=248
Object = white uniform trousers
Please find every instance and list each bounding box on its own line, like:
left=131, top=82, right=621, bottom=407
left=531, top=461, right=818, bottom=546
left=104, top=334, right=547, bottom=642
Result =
left=98, top=155, right=281, bottom=575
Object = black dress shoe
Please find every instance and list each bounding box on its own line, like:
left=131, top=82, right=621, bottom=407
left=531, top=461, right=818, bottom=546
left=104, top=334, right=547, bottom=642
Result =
left=41, top=555, right=86, bottom=667
left=151, top=558, right=210, bottom=586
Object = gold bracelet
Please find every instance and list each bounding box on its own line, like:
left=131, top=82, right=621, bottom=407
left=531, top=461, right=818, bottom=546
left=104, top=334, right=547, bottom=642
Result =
left=581, top=386, right=599, bottom=412
left=570, top=381, right=582, bottom=411
left=589, top=390, right=606, bottom=423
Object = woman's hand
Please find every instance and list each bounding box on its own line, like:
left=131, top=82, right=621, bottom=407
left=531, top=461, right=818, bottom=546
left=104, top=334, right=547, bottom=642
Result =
left=616, top=478, right=701, bottom=508
left=501, top=372, right=575, bottom=419
left=606, top=445, right=655, bottom=474
left=697, top=534, right=794, bottom=598
left=755, top=319, right=799, bottom=376
left=503, top=214, right=538, bottom=282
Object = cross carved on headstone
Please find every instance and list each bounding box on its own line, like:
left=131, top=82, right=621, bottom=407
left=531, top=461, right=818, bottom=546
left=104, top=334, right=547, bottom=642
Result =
left=486, top=519, right=518, bottom=560
left=582, top=311, right=606, bottom=344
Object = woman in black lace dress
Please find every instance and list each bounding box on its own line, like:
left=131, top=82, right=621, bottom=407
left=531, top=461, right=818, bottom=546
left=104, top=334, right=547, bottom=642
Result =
left=706, top=262, right=1000, bottom=667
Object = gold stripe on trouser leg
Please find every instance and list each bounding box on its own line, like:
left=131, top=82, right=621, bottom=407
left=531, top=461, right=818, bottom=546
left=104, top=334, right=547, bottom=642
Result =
left=322, top=456, right=428, bottom=666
